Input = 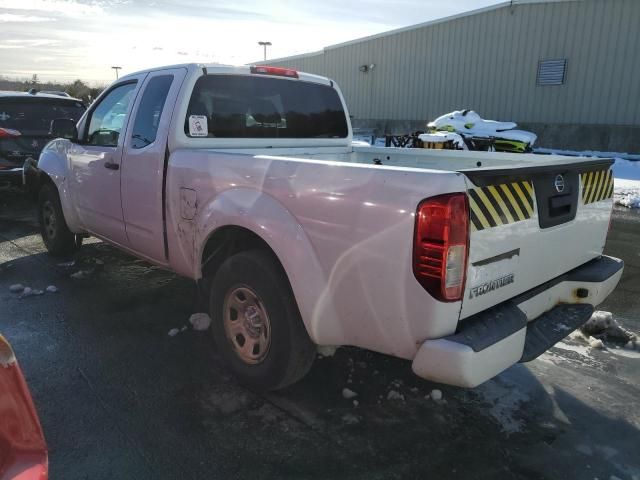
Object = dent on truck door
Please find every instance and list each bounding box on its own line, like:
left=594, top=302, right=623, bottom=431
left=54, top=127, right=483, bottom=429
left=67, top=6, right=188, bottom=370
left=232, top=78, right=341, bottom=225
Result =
left=69, top=80, right=141, bottom=246
left=120, top=68, right=187, bottom=263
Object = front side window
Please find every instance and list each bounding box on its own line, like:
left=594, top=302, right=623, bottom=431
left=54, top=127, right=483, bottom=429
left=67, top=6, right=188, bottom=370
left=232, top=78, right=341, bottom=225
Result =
left=131, top=75, right=173, bottom=149
left=184, top=75, right=348, bottom=139
left=86, top=82, right=137, bottom=147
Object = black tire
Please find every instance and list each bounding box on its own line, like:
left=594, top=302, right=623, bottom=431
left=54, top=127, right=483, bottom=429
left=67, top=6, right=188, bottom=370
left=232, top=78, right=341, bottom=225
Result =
left=209, top=249, right=316, bottom=391
left=38, top=182, right=81, bottom=256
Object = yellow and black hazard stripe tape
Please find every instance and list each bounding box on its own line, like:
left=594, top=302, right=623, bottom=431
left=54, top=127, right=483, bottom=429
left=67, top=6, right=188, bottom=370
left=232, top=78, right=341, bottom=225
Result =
left=467, top=181, right=535, bottom=231
left=581, top=169, right=613, bottom=205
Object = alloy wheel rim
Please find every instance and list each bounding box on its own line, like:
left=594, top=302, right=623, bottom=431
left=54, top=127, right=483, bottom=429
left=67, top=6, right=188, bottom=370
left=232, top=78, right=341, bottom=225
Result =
left=222, top=285, right=271, bottom=364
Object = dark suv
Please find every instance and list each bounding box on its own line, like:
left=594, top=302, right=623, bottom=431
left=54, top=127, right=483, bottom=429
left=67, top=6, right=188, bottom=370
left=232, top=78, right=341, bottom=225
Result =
left=0, top=91, right=85, bottom=187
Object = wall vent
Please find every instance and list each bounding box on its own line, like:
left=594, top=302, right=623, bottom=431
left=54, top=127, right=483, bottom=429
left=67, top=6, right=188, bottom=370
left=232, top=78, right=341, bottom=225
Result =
left=537, top=59, right=567, bottom=86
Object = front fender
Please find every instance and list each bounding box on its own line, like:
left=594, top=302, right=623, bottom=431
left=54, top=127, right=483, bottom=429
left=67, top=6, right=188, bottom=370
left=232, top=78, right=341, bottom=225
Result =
left=194, top=188, right=336, bottom=344
left=37, top=139, right=82, bottom=233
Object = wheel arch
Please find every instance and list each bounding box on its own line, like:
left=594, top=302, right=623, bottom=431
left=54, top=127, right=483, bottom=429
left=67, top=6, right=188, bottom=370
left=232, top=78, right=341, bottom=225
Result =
left=194, top=188, right=334, bottom=344
left=201, top=225, right=283, bottom=281
left=36, top=142, right=83, bottom=233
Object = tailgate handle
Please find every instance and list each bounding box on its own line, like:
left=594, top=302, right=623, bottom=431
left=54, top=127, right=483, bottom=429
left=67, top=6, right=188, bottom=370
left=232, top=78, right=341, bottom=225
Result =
left=549, top=194, right=571, bottom=217
left=550, top=194, right=571, bottom=208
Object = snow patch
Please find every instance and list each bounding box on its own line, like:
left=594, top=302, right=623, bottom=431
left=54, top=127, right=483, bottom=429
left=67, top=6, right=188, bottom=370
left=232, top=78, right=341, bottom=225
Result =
left=616, top=192, right=640, bottom=209
left=386, top=390, right=404, bottom=401
left=610, top=346, right=640, bottom=359
left=553, top=341, right=592, bottom=358
left=342, top=413, right=360, bottom=425
left=19, top=287, right=44, bottom=298
left=533, top=148, right=640, bottom=162
left=189, top=313, right=211, bottom=331
left=10, top=283, right=58, bottom=297
left=612, top=158, right=639, bottom=209
left=317, top=345, right=338, bottom=357
left=342, top=388, right=358, bottom=400
left=430, top=389, right=443, bottom=401
left=70, top=269, right=93, bottom=279
left=581, top=311, right=637, bottom=343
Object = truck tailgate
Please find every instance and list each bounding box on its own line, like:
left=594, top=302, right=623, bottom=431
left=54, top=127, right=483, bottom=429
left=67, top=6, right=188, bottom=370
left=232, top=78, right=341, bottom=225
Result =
left=459, top=158, right=614, bottom=319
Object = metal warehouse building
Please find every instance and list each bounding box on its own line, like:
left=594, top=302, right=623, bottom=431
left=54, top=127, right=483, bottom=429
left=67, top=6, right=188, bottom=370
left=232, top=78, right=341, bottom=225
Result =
left=260, top=0, right=640, bottom=153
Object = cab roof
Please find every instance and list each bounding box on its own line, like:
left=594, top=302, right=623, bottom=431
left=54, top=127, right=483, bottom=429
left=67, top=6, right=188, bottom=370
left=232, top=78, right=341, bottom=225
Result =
left=117, top=63, right=333, bottom=87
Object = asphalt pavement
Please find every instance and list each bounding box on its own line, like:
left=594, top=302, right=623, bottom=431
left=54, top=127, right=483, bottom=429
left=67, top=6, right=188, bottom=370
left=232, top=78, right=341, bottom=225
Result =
left=1, top=188, right=638, bottom=480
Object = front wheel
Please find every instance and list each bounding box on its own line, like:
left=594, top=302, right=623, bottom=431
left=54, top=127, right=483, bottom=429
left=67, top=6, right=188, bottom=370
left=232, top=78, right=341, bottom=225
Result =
left=38, top=183, right=81, bottom=256
left=209, top=250, right=316, bottom=391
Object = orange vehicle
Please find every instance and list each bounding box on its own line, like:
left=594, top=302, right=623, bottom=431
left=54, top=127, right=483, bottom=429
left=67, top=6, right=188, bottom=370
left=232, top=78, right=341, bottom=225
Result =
left=0, top=334, right=48, bottom=480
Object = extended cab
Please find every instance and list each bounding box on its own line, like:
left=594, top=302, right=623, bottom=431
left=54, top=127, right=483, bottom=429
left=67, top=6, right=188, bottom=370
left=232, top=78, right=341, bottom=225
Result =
left=31, top=64, right=623, bottom=390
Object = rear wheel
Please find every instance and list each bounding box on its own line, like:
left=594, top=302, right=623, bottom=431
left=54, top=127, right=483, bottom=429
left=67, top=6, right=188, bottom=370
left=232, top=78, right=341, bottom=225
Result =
left=38, top=183, right=81, bottom=256
left=209, top=250, right=316, bottom=391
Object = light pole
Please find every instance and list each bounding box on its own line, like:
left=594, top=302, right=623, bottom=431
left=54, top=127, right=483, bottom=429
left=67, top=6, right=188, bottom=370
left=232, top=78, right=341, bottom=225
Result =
left=258, top=41, right=272, bottom=61
left=111, top=66, right=122, bottom=80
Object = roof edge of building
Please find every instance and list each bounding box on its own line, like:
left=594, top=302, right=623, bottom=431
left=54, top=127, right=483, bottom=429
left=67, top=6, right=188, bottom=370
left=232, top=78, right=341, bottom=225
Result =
left=253, top=49, right=325, bottom=65
left=256, top=0, right=579, bottom=65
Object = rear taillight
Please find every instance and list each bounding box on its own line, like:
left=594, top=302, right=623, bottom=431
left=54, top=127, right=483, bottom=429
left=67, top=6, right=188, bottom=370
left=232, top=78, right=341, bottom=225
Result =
left=413, top=193, right=469, bottom=302
left=250, top=65, right=299, bottom=78
left=0, top=127, right=21, bottom=138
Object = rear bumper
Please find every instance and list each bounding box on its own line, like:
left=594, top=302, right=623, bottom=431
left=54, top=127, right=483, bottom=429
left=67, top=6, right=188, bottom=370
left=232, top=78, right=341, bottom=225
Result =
left=412, top=255, right=624, bottom=387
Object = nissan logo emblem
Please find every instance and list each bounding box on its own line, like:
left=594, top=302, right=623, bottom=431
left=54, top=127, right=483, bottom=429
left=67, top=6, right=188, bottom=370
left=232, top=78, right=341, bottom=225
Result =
left=554, top=174, right=565, bottom=193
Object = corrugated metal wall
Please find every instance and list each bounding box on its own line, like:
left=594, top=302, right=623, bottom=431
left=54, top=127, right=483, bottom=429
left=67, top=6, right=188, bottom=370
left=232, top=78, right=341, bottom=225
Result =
left=265, top=0, right=640, bottom=127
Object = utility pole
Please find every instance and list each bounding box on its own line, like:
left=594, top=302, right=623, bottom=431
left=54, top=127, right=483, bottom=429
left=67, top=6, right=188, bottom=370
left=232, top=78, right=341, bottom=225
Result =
left=258, top=41, right=272, bottom=61
left=111, top=66, right=122, bottom=80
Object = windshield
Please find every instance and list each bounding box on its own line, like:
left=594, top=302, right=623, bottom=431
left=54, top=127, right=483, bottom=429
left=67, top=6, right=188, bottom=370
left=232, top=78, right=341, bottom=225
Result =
left=184, top=75, right=348, bottom=139
left=0, top=97, right=85, bottom=136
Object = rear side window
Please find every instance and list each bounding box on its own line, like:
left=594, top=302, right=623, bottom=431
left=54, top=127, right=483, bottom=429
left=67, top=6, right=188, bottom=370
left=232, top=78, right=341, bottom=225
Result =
left=184, top=75, right=348, bottom=139
left=0, top=98, right=85, bottom=135
left=131, top=75, right=173, bottom=149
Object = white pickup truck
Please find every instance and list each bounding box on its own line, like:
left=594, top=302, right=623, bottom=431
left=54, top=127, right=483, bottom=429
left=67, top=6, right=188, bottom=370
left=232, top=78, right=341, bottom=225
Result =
left=30, top=63, right=623, bottom=391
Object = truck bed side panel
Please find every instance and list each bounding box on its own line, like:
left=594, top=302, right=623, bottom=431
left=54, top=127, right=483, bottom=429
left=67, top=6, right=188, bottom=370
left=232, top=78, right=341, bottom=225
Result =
left=166, top=152, right=468, bottom=359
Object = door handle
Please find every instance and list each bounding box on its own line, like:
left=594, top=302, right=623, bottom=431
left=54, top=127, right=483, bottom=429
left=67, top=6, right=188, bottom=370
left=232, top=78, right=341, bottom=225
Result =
left=104, top=161, right=120, bottom=170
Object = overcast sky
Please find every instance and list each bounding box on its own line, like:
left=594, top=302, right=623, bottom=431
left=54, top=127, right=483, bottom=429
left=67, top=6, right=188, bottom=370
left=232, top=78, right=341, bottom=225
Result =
left=0, top=0, right=500, bottom=84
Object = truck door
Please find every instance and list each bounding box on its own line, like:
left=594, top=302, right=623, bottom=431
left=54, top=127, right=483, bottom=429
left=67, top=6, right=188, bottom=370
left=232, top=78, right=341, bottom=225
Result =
left=120, top=68, right=187, bottom=263
left=69, top=76, right=145, bottom=245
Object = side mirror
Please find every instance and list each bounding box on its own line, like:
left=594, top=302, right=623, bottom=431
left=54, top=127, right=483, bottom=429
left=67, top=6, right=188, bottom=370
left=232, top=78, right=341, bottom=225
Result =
left=49, top=118, right=78, bottom=141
